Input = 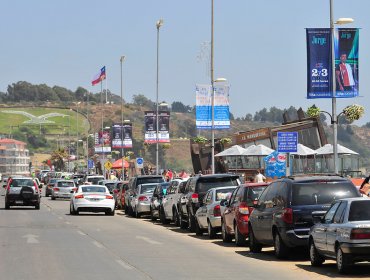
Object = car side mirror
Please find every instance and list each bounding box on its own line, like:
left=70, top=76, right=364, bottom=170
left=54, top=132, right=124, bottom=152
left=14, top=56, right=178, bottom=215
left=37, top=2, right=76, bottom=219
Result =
left=312, top=211, right=326, bottom=224
left=39, top=184, right=43, bottom=189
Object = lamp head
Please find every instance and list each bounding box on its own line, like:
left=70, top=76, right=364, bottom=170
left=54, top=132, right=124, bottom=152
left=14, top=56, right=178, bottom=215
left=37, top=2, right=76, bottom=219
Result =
left=214, top=77, right=227, bottom=83
left=120, top=56, right=125, bottom=62
left=156, top=19, right=164, bottom=29
left=335, top=18, right=354, bottom=25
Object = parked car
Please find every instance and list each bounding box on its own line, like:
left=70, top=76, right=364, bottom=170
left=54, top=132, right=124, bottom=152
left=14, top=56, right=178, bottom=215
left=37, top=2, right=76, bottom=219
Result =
left=5, top=177, right=41, bottom=209
left=150, top=182, right=170, bottom=221
left=130, top=183, right=158, bottom=218
left=2, top=176, right=9, bottom=188
left=248, top=175, right=361, bottom=259
left=195, top=186, right=237, bottom=237
left=124, top=175, right=164, bottom=215
left=46, top=178, right=58, bottom=197
left=51, top=180, right=76, bottom=200
left=161, top=179, right=188, bottom=225
left=70, top=185, right=115, bottom=215
left=98, top=180, right=117, bottom=193
left=116, top=181, right=129, bottom=209
left=309, top=197, right=370, bottom=274
left=221, top=182, right=268, bottom=245
left=85, top=175, right=105, bottom=185
left=178, top=174, right=240, bottom=232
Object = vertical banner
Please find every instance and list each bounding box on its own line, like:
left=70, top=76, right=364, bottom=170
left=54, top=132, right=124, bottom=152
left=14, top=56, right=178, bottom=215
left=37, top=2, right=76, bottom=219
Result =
left=334, top=28, right=359, bottom=98
left=195, top=84, right=212, bottom=129
left=144, top=111, right=170, bottom=143
left=94, top=128, right=111, bottom=153
left=195, top=84, right=230, bottom=129
left=306, top=28, right=332, bottom=99
left=112, top=123, right=133, bottom=148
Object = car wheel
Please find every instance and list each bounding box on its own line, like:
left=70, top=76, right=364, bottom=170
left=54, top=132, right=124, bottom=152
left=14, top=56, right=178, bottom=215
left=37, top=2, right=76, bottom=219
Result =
left=5, top=202, right=10, bottom=209
left=188, top=212, right=196, bottom=233
left=207, top=220, right=217, bottom=239
left=173, top=208, right=180, bottom=227
left=195, top=218, right=203, bottom=236
left=309, top=240, right=325, bottom=266
left=234, top=223, right=247, bottom=246
left=160, top=207, right=169, bottom=224
left=106, top=209, right=115, bottom=216
left=248, top=226, right=262, bottom=253
left=35, top=203, right=40, bottom=210
left=274, top=231, right=289, bottom=259
left=336, top=246, right=352, bottom=274
left=179, top=211, right=187, bottom=229
left=135, top=207, right=141, bottom=218
left=221, top=220, right=233, bottom=243
left=70, top=203, right=74, bottom=215
left=51, top=196, right=56, bottom=200
left=150, top=207, right=157, bottom=221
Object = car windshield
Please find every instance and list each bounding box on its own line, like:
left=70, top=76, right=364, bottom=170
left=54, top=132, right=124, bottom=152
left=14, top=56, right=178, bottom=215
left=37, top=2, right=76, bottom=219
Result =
left=57, top=182, right=74, bottom=188
left=348, top=201, right=370, bottom=221
left=216, top=188, right=236, bottom=201
left=244, top=186, right=267, bottom=201
left=197, top=177, right=239, bottom=193
left=137, top=177, right=164, bottom=185
left=292, top=181, right=359, bottom=206
left=10, top=179, right=34, bottom=188
left=140, top=184, right=157, bottom=194
left=105, top=183, right=115, bottom=191
left=81, top=186, right=106, bottom=193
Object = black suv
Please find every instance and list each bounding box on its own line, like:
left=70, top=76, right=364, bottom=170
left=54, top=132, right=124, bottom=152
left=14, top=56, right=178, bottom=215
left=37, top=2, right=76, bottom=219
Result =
left=124, top=175, right=164, bottom=215
left=178, top=174, right=240, bottom=232
left=248, top=175, right=361, bottom=258
left=5, top=177, right=41, bottom=209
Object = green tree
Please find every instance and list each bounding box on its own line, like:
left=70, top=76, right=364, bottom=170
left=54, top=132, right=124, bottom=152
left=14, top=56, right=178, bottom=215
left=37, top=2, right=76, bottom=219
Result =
left=132, top=94, right=154, bottom=108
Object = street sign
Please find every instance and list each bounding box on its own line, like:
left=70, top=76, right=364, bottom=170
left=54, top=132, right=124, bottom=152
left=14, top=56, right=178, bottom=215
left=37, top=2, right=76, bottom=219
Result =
left=104, top=161, right=112, bottom=170
left=277, top=132, right=298, bottom=153
left=135, top=157, right=144, bottom=169
left=88, top=159, right=94, bottom=169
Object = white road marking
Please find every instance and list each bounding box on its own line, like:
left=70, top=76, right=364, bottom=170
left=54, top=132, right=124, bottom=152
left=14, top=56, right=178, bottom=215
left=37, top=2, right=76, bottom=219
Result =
left=136, top=236, right=162, bottom=245
left=93, top=240, right=104, bottom=248
left=77, top=230, right=86, bottom=236
left=58, top=216, right=63, bottom=220
left=65, top=221, right=71, bottom=225
left=116, top=260, right=133, bottom=270
left=23, top=234, right=39, bottom=244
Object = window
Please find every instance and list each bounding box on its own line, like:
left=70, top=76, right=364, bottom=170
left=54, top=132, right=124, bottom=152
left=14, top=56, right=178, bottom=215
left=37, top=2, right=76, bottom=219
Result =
left=229, top=187, right=240, bottom=205
left=324, top=202, right=340, bottom=224
left=264, top=182, right=279, bottom=208
left=205, top=191, right=212, bottom=204
left=216, top=187, right=236, bottom=201
left=348, top=201, right=370, bottom=221
left=333, top=202, right=347, bottom=224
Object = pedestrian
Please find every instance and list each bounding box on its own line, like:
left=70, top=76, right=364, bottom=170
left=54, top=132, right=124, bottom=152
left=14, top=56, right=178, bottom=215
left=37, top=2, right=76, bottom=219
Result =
left=360, top=175, right=370, bottom=197
left=254, top=169, right=266, bottom=183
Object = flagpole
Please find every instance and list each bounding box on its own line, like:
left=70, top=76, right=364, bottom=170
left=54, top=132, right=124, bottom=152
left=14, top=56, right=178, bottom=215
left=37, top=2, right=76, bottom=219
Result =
left=105, top=68, right=108, bottom=104
left=101, top=82, right=105, bottom=178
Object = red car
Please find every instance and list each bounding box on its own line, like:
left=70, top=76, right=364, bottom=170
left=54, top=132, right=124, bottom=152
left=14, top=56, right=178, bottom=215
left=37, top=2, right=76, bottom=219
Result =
left=221, top=182, right=268, bottom=246
left=116, top=181, right=129, bottom=209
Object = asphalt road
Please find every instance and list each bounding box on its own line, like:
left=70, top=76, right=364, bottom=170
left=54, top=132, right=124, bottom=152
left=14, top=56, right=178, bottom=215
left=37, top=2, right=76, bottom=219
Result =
left=1, top=188, right=369, bottom=280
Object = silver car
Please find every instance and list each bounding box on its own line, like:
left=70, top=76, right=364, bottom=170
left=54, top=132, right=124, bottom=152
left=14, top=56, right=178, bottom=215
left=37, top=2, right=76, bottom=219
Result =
left=195, top=186, right=237, bottom=237
left=130, top=183, right=157, bottom=218
left=51, top=180, right=76, bottom=200
left=161, top=179, right=188, bottom=224
left=309, top=197, right=370, bottom=274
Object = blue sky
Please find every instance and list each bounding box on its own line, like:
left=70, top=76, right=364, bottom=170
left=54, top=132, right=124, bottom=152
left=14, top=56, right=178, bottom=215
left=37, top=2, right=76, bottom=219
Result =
left=1, top=0, right=369, bottom=125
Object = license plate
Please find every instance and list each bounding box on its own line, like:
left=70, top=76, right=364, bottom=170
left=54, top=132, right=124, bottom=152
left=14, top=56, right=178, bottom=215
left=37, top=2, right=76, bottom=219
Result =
left=15, top=200, right=23, bottom=204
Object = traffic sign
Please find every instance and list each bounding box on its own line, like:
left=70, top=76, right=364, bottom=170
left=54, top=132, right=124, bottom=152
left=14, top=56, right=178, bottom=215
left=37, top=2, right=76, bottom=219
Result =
left=135, top=157, right=144, bottom=169
left=104, top=161, right=113, bottom=170
left=277, top=132, right=298, bottom=153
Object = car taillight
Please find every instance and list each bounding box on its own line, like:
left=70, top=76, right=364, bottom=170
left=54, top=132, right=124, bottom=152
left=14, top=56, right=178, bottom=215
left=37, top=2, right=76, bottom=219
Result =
left=282, top=208, right=293, bottom=224
left=106, top=195, right=114, bottom=199
left=213, top=204, right=221, bottom=217
left=53, top=187, right=60, bottom=191
left=238, top=202, right=250, bottom=215
left=138, top=196, right=148, bottom=201
left=351, top=228, right=370, bottom=239
left=191, top=193, right=199, bottom=203
left=75, top=194, right=84, bottom=199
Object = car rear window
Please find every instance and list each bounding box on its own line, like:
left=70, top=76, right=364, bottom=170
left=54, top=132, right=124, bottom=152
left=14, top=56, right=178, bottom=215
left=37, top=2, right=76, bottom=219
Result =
left=105, top=183, right=116, bottom=191
left=10, top=179, right=34, bottom=187
left=137, top=177, right=164, bottom=185
left=348, top=201, right=370, bottom=221
left=243, top=186, right=267, bottom=202
left=292, top=181, right=359, bottom=206
left=140, top=184, right=157, bottom=194
left=57, top=182, right=74, bottom=188
left=87, top=177, right=104, bottom=184
left=216, top=187, right=236, bottom=201
left=197, top=177, right=239, bottom=193
left=81, top=186, right=106, bottom=193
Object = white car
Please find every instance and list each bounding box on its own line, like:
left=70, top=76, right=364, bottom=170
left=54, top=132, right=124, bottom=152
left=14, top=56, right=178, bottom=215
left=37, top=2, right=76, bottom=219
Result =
left=70, top=185, right=115, bottom=215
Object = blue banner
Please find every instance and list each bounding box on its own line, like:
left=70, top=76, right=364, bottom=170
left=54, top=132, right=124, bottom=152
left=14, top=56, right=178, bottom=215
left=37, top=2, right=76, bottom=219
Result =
left=195, top=84, right=230, bottom=130
left=306, top=28, right=333, bottom=99
left=277, top=132, right=298, bottom=153
left=264, top=151, right=287, bottom=178
left=334, top=28, right=359, bottom=98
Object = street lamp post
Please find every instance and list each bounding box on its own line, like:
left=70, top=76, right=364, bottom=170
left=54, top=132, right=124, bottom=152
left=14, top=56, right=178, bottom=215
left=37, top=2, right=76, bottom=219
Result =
left=156, top=18, right=163, bottom=175
left=329, top=0, right=354, bottom=174
left=120, top=55, right=126, bottom=180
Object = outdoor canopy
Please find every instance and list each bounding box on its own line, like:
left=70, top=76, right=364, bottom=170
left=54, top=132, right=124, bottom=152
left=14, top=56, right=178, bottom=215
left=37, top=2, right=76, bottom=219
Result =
left=242, top=144, right=275, bottom=156
left=111, top=158, right=129, bottom=169
left=290, top=143, right=317, bottom=156
left=315, top=144, right=359, bottom=155
left=215, top=145, right=248, bottom=157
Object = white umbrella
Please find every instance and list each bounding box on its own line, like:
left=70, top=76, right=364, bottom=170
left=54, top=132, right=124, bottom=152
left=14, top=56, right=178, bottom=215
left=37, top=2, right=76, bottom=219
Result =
left=243, top=144, right=275, bottom=156
left=290, top=143, right=317, bottom=156
left=215, top=145, right=248, bottom=157
left=315, top=144, right=359, bottom=155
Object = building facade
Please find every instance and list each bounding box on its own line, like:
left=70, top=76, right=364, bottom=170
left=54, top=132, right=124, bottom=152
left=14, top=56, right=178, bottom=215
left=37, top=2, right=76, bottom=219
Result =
left=0, top=139, right=30, bottom=177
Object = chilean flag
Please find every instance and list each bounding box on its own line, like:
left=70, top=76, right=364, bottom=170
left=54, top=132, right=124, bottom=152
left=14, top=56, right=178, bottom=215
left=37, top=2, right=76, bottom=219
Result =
left=91, top=66, right=106, bottom=86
